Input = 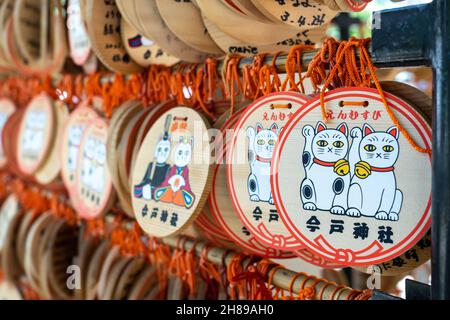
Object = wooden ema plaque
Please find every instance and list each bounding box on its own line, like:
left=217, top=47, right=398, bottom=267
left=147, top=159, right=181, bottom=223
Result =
left=132, top=0, right=208, bottom=63
left=250, top=0, right=336, bottom=30
left=196, top=0, right=310, bottom=46
left=74, top=118, right=114, bottom=219
left=34, top=101, right=69, bottom=186
left=61, top=105, right=98, bottom=197
left=121, top=18, right=179, bottom=67
left=16, top=94, right=55, bottom=175
left=227, top=92, right=309, bottom=252
left=0, top=195, right=20, bottom=255
left=132, top=107, right=213, bottom=238
left=67, top=0, right=92, bottom=66
left=203, top=15, right=327, bottom=57
left=210, top=104, right=293, bottom=258
left=0, top=98, right=16, bottom=168
left=84, top=0, right=143, bottom=74
left=155, top=0, right=223, bottom=55
left=272, top=88, right=431, bottom=266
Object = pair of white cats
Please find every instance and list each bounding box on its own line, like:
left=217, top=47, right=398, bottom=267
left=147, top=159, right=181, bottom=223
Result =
left=301, top=121, right=403, bottom=221
left=80, top=136, right=107, bottom=194
left=246, top=121, right=403, bottom=222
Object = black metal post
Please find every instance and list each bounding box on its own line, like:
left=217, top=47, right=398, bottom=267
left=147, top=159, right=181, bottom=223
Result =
left=431, top=0, right=450, bottom=300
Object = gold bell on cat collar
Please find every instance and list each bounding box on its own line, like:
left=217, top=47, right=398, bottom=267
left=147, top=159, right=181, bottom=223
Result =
left=355, top=161, right=371, bottom=179
left=334, top=159, right=350, bottom=176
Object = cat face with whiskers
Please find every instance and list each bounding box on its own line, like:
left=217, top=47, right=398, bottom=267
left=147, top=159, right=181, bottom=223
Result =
left=312, top=122, right=349, bottom=163
left=253, top=123, right=279, bottom=160
left=359, top=124, right=400, bottom=168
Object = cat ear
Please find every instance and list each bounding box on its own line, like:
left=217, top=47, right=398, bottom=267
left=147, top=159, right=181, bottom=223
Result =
left=316, top=121, right=327, bottom=133
left=363, top=124, right=375, bottom=137
left=270, top=123, right=279, bottom=134
left=337, top=123, right=348, bottom=136
left=256, top=123, right=263, bottom=133
left=387, top=126, right=399, bottom=139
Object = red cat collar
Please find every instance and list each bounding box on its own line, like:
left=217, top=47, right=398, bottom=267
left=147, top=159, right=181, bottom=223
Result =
left=313, top=158, right=336, bottom=167
left=256, top=155, right=272, bottom=163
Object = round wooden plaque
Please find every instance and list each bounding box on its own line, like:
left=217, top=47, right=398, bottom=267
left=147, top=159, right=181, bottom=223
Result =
left=121, top=18, right=179, bottom=67
left=0, top=195, right=20, bottom=255
left=133, top=0, right=209, bottom=63
left=85, top=240, right=110, bottom=300
left=75, top=118, right=114, bottom=219
left=250, top=0, right=336, bottom=30
left=0, top=0, right=14, bottom=69
left=132, top=107, right=213, bottom=238
left=203, top=15, right=326, bottom=56
left=61, top=105, right=98, bottom=197
left=196, top=0, right=304, bottom=46
left=84, top=0, right=143, bottom=74
left=127, top=264, right=157, bottom=300
left=155, top=0, right=223, bottom=55
left=16, top=94, right=55, bottom=175
left=12, top=0, right=43, bottom=64
left=272, top=87, right=432, bottom=266
left=0, top=98, right=16, bottom=168
left=219, top=0, right=273, bottom=21
left=34, top=101, right=69, bottom=185
left=210, top=105, right=291, bottom=258
left=67, top=0, right=92, bottom=66
left=227, top=92, right=309, bottom=252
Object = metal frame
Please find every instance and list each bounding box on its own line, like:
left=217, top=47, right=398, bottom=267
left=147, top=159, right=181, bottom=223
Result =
left=372, top=0, right=449, bottom=300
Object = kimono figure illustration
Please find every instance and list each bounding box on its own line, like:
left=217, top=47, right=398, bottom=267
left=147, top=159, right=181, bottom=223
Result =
left=154, top=117, right=196, bottom=209
left=134, top=115, right=172, bottom=200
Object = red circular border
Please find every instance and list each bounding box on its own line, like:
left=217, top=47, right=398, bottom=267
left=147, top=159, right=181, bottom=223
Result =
left=226, top=92, right=309, bottom=252
left=271, top=87, right=432, bottom=266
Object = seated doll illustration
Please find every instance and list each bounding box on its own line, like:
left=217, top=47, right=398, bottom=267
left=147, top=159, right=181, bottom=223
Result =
left=154, top=118, right=196, bottom=209
left=134, top=115, right=172, bottom=200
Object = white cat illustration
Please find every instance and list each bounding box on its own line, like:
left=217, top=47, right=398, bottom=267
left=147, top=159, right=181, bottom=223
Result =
left=300, top=122, right=350, bottom=214
left=68, top=125, right=83, bottom=171
left=247, top=123, right=278, bottom=204
left=347, top=124, right=403, bottom=221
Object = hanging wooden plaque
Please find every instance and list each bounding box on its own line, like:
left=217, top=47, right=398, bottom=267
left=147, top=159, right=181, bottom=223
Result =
left=34, top=101, right=69, bottom=185
left=272, top=88, right=432, bottom=266
left=227, top=92, right=309, bottom=252
left=196, top=0, right=306, bottom=46
left=211, top=106, right=294, bottom=258
left=203, top=15, right=326, bottom=56
left=16, top=94, right=55, bottom=175
left=67, top=0, right=92, bottom=66
left=155, top=0, right=223, bottom=55
left=133, top=0, right=208, bottom=63
left=0, top=98, right=16, bottom=169
left=74, top=118, right=114, bottom=219
left=84, top=0, right=143, bottom=74
left=121, top=18, right=179, bottom=67
left=61, top=105, right=98, bottom=197
left=250, top=0, right=336, bottom=30
left=132, top=107, right=213, bottom=238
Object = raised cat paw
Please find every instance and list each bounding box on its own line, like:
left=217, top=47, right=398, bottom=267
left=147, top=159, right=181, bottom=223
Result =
left=302, top=125, right=314, bottom=138
left=375, top=211, right=389, bottom=220
left=351, top=127, right=362, bottom=139
left=303, top=203, right=317, bottom=211
left=346, top=208, right=361, bottom=217
left=250, top=195, right=261, bottom=202
left=388, top=212, right=399, bottom=221
left=331, top=206, right=345, bottom=215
